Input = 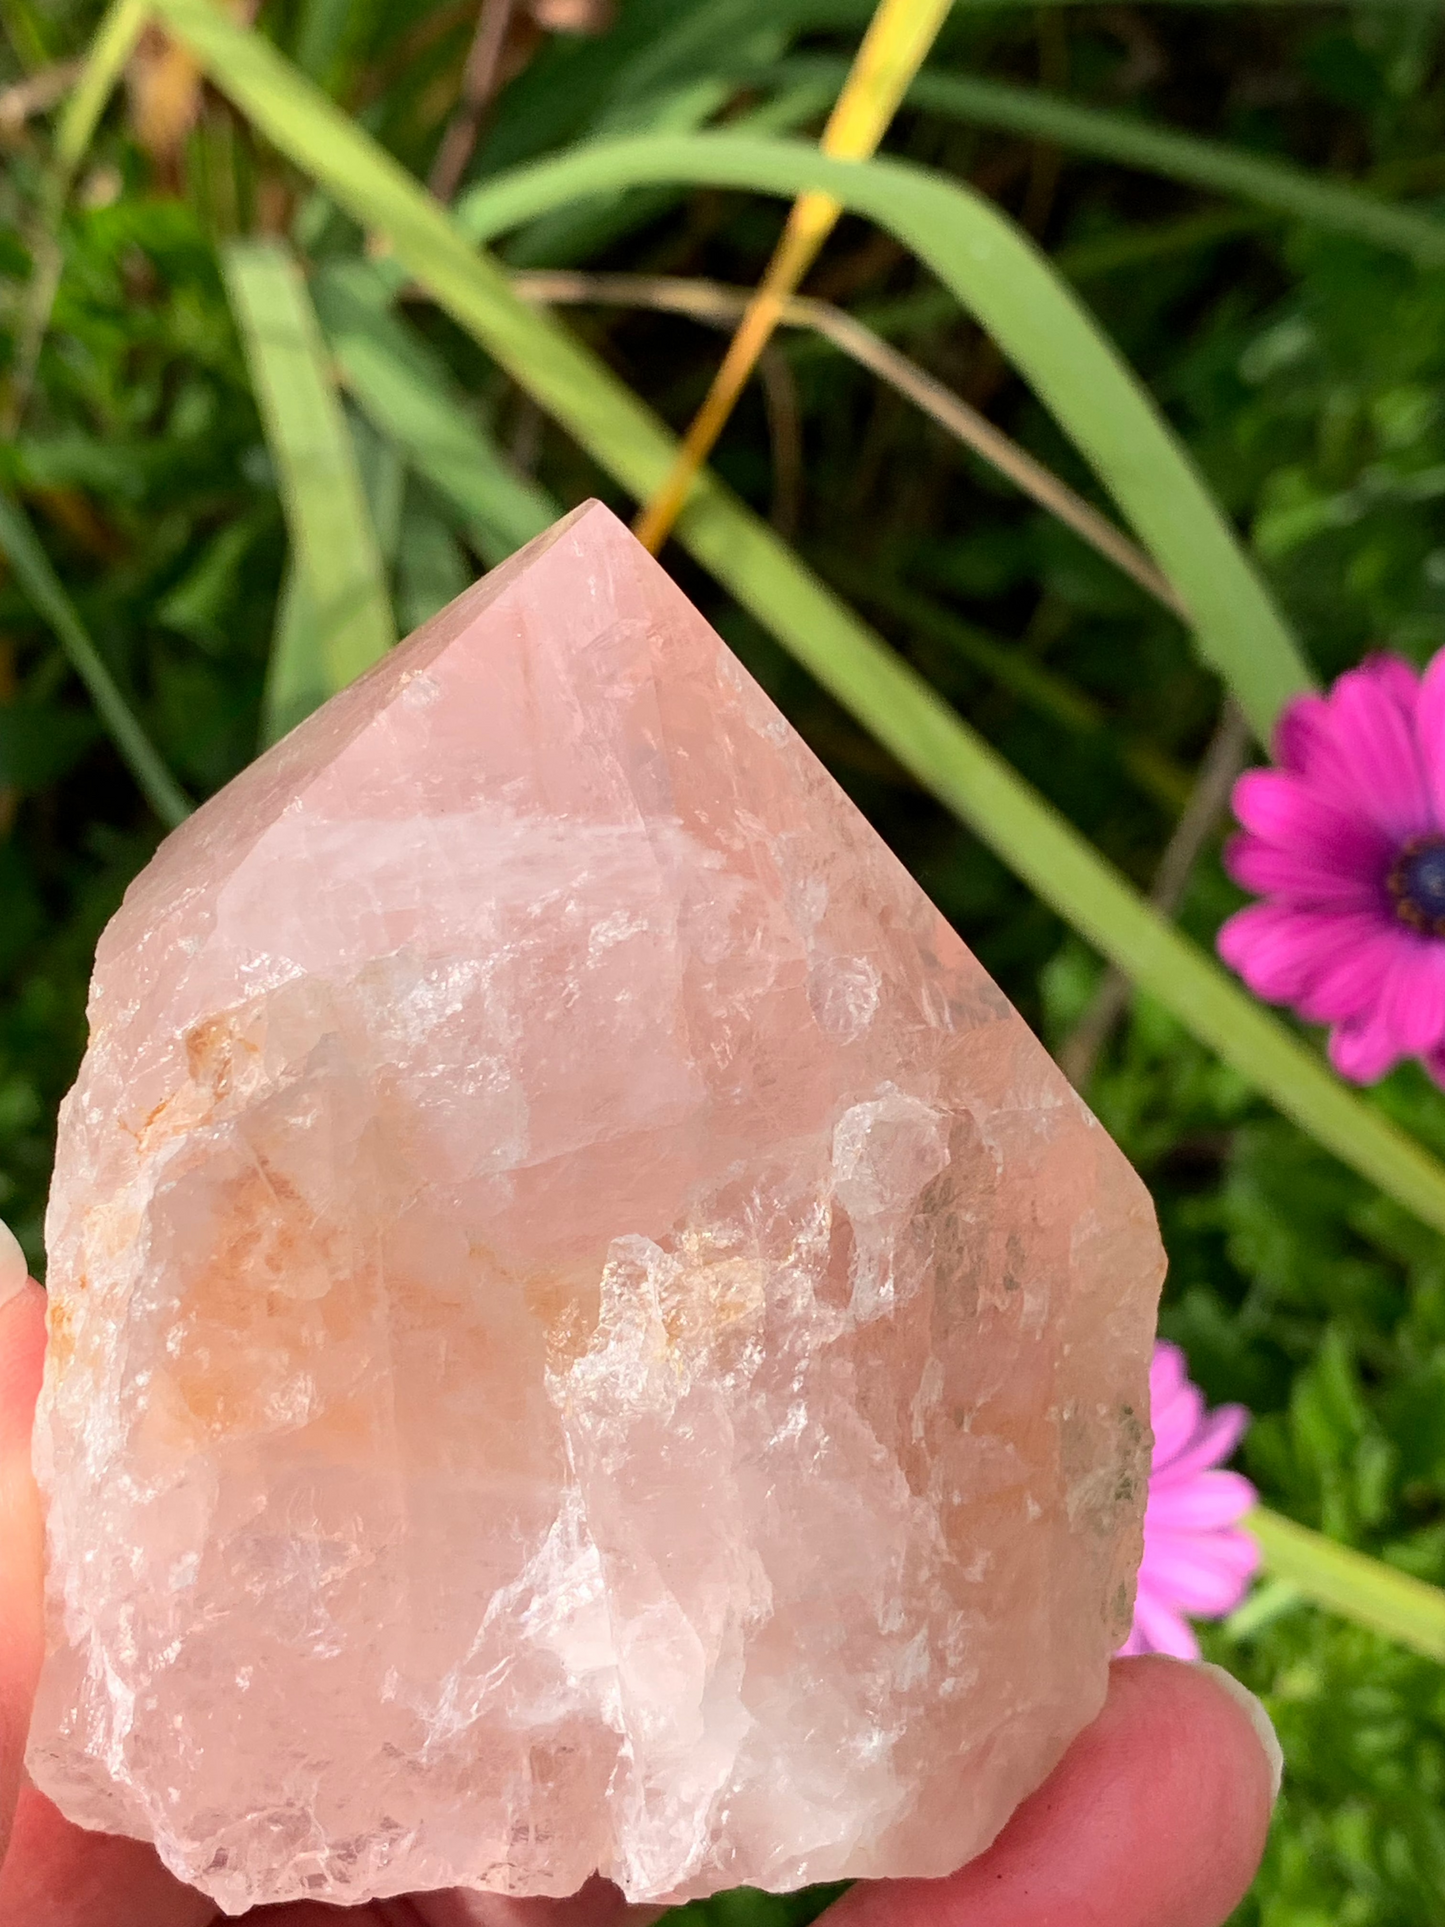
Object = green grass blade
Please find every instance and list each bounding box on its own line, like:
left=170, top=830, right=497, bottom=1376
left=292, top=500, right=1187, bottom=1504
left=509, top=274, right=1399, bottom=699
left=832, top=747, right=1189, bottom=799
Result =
left=264, top=564, right=331, bottom=745
left=312, top=264, right=556, bottom=565
left=0, top=490, right=191, bottom=826
left=54, top=0, right=150, bottom=184
left=6, top=0, right=150, bottom=435
left=293, top=0, right=351, bottom=84
left=1250, top=1508, right=1445, bottom=1663
left=153, top=0, right=1445, bottom=1254
left=451, top=131, right=1315, bottom=743
left=222, top=239, right=395, bottom=742
left=769, top=60, right=1445, bottom=266
left=337, top=333, right=555, bottom=562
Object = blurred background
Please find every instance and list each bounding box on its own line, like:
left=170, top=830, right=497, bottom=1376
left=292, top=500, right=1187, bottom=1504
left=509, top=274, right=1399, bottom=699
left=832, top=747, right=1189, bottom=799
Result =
left=6, top=0, right=1445, bottom=1918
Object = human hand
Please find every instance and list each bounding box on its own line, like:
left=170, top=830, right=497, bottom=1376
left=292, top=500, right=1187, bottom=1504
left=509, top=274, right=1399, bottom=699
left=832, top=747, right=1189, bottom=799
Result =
left=0, top=1278, right=1279, bottom=1927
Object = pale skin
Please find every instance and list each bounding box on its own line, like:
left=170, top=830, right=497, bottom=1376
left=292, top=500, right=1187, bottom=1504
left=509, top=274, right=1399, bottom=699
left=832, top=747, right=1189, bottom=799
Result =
left=0, top=1284, right=1275, bottom=1927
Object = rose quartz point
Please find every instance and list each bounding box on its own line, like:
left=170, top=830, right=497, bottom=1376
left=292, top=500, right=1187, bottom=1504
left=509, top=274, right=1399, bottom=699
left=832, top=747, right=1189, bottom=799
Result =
left=28, top=502, right=1164, bottom=1914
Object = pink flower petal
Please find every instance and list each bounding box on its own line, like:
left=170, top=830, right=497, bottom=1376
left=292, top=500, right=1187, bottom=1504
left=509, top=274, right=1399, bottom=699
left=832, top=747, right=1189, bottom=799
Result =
left=1328, top=663, right=1435, bottom=841
left=1128, top=1584, right=1201, bottom=1660
left=1364, top=651, right=1421, bottom=716
left=1216, top=902, right=1342, bottom=1006
left=1125, top=1342, right=1261, bottom=1655
left=1149, top=1341, right=1189, bottom=1409
left=1152, top=1402, right=1251, bottom=1481
left=1145, top=1468, right=1257, bottom=1531
left=1273, top=692, right=1340, bottom=780
left=1332, top=928, right=1445, bottom=1071
left=1295, top=921, right=1416, bottom=1025
left=1151, top=1378, right=1206, bottom=1468
left=1144, top=1524, right=1263, bottom=1583
left=1416, top=648, right=1445, bottom=830
left=1329, top=1001, right=1413, bottom=1083
left=1230, top=771, right=1395, bottom=876
left=1149, top=1344, right=1203, bottom=1435
left=1377, top=938, right=1445, bottom=1055
left=1139, top=1536, right=1260, bottom=1615
left=1224, top=835, right=1384, bottom=911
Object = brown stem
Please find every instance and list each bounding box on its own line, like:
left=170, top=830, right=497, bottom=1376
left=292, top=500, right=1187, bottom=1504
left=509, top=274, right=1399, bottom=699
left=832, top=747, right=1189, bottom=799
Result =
left=428, top=0, right=515, bottom=204
left=0, top=59, right=83, bottom=138
left=511, top=269, right=1187, bottom=618
left=1057, top=699, right=1252, bottom=1091
left=757, top=341, right=803, bottom=540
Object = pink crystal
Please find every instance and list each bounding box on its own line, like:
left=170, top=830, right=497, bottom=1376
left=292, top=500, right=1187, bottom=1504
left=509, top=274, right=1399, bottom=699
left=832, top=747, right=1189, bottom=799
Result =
left=28, top=502, right=1164, bottom=1915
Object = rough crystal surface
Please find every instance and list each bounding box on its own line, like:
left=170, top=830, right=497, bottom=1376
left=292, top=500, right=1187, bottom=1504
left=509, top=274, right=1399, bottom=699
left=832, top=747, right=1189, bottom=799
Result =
left=28, top=502, right=1164, bottom=1915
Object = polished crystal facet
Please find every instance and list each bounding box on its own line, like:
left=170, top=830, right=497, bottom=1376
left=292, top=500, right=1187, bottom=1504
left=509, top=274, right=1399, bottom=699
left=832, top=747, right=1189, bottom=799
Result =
left=29, top=502, right=1164, bottom=1916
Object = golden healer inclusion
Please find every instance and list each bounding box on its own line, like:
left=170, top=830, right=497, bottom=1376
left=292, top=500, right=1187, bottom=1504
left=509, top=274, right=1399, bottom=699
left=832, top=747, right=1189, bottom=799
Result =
left=28, top=503, right=1164, bottom=1915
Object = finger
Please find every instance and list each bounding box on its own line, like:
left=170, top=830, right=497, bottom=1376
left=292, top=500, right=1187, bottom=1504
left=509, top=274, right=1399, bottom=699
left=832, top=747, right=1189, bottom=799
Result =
left=412, top=1874, right=662, bottom=1927
left=0, top=1245, right=48, bottom=1869
left=242, top=1906, right=390, bottom=1925
left=823, top=1654, right=1279, bottom=1927
left=0, top=1783, right=216, bottom=1927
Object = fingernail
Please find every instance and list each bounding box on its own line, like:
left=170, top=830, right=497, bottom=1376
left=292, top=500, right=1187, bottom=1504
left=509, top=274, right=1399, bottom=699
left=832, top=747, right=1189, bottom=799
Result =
left=1195, top=1660, right=1283, bottom=1804
left=0, top=1218, right=28, bottom=1310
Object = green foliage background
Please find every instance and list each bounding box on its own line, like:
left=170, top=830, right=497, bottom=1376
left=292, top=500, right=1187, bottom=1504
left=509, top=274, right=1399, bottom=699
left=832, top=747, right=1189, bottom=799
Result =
left=7, top=0, right=1445, bottom=1918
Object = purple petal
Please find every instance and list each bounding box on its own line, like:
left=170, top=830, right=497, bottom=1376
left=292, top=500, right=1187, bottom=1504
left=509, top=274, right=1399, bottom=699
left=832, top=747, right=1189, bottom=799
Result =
left=1333, top=971, right=1433, bottom=1079
left=1378, top=939, right=1445, bottom=1054
left=1224, top=835, right=1384, bottom=912
left=1216, top=902, right=1342, bottom=1005
left=1296, top=922, right=1417, bottom=1025
left=1415, top=648, right=1445, bottom=830
left=1329, top=664, right=1434, bottom=841
left=1149, top=1341, right=1202, bottom=1436
left=1153, top=1401, right=1251, bottom=1481
left=1365, top=651, right=1422, bottom=716
left=1139, top=1536, right=1261, bottom=1615
left=1152, top=1379, right=1206, bottom=1468
left=1146, top=1522, right=1263, bottom=1580
left=1128, top=1585, right=1201, bottom=1660
left=1425, top=1041, right=1445, bottom=1090
left=1273, top=693, right=1339, bottom=780
left=1330, top=1001, right=1413, bottom=1083
left=1145, top=1468, right=1257, bottom=1531
left=1148, top=1526, right=1263, bottom=1603
left=1148, top=1341, right=1190, bottom=1416
left=1230, top=771, right=1395, bottom=873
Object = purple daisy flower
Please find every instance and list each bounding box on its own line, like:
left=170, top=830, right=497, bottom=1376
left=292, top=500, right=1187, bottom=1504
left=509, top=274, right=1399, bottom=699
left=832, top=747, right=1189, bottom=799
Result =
left=1120, top=1341, right=1259, bottom=1660
left=1219, top=650, right=1445, bottom=1085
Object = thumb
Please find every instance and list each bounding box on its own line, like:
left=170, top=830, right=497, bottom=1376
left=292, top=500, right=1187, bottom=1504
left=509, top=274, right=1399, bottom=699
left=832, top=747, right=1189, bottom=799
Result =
left=0, top=1223, right=47, bottom=1870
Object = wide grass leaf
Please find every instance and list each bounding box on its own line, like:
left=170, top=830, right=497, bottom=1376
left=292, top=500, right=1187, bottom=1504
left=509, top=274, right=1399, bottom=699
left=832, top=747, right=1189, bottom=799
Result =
left=222, top=239, right=395, bottom=742
left=312, top=262, right=556, bottom=565
left=769, top=60, right=1445, bottom=266
left=1251, top=1508, right=1445, bottom=1663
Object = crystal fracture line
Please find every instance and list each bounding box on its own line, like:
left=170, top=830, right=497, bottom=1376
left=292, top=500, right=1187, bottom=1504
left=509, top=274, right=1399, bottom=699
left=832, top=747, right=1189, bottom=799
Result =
left=632, top=0, right=953, bottom=555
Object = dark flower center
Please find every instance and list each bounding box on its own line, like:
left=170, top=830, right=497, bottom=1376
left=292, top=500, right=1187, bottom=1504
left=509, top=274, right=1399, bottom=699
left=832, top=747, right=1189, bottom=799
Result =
left=1389, top=836, right=1445, bottom=933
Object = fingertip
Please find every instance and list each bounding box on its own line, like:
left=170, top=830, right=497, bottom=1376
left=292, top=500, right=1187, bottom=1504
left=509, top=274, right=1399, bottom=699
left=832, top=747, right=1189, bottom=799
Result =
left=1190, top=1660, right=1284, bottom=1804
left=0, top=1275, right=46, bottom=1876
left=0, top=1783, right=217, bottom=1927
left=0, top=1281, right=47, bottom=1455
left=825, top=1652, right=1276, bottom=1927
left=413, top=1874, right=643, bottom=1927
